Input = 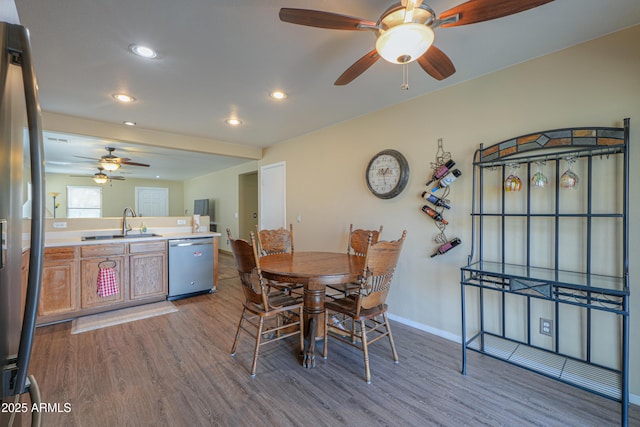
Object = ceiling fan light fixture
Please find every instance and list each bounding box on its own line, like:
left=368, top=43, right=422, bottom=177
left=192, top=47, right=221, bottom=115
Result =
left=100, top=160, right=120, bottom=172
left=93, top=173, right=108, bottom=184
left=375, top=23, right=434, bottom=64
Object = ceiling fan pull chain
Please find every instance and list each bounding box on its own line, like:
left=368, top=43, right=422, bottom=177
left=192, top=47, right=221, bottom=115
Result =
left=401, top=63, right=409, bottom=90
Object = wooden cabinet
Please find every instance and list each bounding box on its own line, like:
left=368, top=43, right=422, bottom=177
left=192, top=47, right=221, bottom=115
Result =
left=80, top=244, right=126, bottom=309
left=129, top=241, right=167, bottom=300
left=36, top=236, right=206, bottom=324
left=39, top=247, right=79, bottom=317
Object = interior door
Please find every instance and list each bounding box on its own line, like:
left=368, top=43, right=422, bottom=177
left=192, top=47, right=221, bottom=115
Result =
left=135, top=187, right=168, bottom=216
left=238, top=171, right=258, bottom=240
left=259, top=162, right=286, bottom=230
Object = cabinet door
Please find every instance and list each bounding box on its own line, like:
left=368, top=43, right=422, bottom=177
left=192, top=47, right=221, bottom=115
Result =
left=130, top=252, right=167, bottom=300
left=80, top=256, right=126, bottom=308
left=39, top=247, right=79, bottom=317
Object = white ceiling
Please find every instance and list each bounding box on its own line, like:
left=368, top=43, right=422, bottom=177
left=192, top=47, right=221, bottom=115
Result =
left=14, top=0, right=640, bottom=180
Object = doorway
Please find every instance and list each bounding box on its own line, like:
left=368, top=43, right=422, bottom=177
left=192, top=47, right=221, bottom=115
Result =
left=259, top=161, right=286, bottom=230
left=238, top=172, right=258, bottom=241
left=135, top=187, right=168, bottom=216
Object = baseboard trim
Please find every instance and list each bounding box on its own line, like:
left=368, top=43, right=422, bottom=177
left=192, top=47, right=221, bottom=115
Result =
left=387, top=312, right=640, bottom=406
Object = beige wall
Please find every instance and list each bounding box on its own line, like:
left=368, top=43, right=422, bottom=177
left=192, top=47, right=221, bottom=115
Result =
left=184, top=161, right=259, bottom=248
left=45, top=173, right=185, bottom=217
left=258, top=26, right=640, bottom=395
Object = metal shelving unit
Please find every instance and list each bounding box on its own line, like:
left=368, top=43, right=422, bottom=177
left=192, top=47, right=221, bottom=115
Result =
left=460, top=119, right=630, bottom=425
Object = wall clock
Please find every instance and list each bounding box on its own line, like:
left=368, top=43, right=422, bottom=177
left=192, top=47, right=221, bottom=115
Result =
left=365, top=149, right=410, bottom=199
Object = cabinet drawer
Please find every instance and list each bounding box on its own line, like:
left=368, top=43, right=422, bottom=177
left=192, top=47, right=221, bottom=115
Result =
left=129, top=240, right=166, bottom=254
left=44, top=246, right=77, bottom=262
left=81, top=244, right=125, bottom=258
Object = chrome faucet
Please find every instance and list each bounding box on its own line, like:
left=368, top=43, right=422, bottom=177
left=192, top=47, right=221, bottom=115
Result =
left=121, top=207, right=137, bottom=236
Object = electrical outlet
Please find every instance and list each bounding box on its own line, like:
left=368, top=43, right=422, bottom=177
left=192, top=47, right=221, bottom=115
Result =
left=52, top=222, right=67, bottom=228
left=540, top=318, right=553, bottom=336
left=177, top=219, right=186, bottom=225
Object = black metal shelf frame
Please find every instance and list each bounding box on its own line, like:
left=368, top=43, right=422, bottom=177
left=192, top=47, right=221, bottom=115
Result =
left=460, top=119, right=630, bottom=426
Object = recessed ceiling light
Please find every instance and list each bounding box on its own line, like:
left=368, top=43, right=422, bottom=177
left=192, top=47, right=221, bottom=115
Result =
left=225, top=118, right=242, bottom=126
left=270, top=91, right=287, bottom=100
left=112, top=93, right=136, bottom=103
left=123, top=121, right=136, bottom=126
left=129, top=44, right=157, bottom=59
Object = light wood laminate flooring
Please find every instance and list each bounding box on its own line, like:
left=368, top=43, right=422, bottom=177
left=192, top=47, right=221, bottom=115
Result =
left=26, top=253, right=638, bottom=426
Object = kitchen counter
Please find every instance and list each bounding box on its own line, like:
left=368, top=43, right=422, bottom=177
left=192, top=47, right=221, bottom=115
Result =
left=32, top=228, right=221, bottom=325
left=43, top=230, right=221, bottom=247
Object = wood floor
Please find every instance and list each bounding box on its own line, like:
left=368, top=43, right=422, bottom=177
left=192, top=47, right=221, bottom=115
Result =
left=24, top=253, right=638, bottom=426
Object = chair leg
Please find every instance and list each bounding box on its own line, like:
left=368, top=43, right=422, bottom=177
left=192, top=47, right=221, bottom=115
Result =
left=360, top=319, right=371, bottom=384
left=299, top=307, right=305, bottom=354
left=231, top=308, right=246, bottom=356
left=383, top=313, right=399, bottom=363
left=251, top=316, right=265, bottom=376
left=323, top=309, right=328, bottom=359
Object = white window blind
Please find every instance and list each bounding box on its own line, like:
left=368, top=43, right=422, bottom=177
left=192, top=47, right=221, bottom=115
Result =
left=67, top=186, right=102, bottom=218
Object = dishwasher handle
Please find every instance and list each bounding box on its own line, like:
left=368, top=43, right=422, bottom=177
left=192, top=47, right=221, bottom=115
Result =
left=169, top=239, right=213, bottom=248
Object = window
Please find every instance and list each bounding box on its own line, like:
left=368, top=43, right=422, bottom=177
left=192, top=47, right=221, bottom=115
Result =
left=67, top=186, right=102, bottom=218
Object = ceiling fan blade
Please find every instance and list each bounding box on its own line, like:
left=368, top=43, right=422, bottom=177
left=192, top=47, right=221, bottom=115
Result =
left=440, top=0, right=553, bottom=27
left=417, top=45, right=456, bottom=80
left=73, top=155, right=101, bottom=161
left=120, top=160, right=150, bottom=167
left=279, top=8, right=376, bottom=30
left=334, top=49, right=380, bottom=86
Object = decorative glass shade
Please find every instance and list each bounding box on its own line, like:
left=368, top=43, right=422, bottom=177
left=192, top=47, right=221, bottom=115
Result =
left=93, top=173, right=108, bottom=184
left=101, top=160, right=120, bottom=171
left=376, top=23, right=434, bottom=64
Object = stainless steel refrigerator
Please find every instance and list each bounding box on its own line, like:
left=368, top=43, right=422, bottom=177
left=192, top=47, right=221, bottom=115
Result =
left=1, top=17, right=45, bottom=424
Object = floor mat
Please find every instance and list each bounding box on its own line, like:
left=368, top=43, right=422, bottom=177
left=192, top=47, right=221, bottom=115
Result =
left=70, top=301, right=178, bottom=334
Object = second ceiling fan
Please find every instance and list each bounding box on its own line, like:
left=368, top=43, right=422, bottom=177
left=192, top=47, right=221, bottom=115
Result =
left=74, top=146, right=150, bottom=172
left=279, top=0, right=554, bottom=85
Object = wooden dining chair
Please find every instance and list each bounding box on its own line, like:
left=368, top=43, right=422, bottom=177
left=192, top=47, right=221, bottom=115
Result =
left=226, top=229, right=304, bottom=376
left=255, top=224, right=303, bottom=294
left=323, top=230, right=407, bottom=383
left=326, top=224, right=383, bottom=298
left=255, top=224, right=294, bottom=255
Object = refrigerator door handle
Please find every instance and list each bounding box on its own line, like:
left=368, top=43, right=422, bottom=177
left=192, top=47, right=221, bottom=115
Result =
left=0, top=219, right=5, bottom=269
left=9, top=23, right=45, bottom=396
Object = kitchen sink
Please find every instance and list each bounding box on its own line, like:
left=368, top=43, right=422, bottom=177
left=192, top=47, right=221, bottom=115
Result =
left=81, top=233, right=162, bottom=241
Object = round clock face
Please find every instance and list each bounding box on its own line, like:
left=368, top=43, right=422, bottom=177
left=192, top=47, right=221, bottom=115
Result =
left=366, top=149, right=410, bottom=199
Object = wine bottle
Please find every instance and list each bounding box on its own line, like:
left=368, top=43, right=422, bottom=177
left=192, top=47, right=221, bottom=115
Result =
left=430, top=237, right=461, bottom=258
left=431, top=169, right=462, bottom=193
left=425, top=160, right=455, bottom=186
left=420, top=192, right=451, bottom=209
left=421, top=205, right=448, bottom=224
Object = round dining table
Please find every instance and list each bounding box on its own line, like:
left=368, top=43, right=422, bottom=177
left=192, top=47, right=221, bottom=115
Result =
left=259, top=251, right=364, bottom=368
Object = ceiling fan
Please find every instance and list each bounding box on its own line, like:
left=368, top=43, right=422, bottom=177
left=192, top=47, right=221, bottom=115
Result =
left=74, top=146, right=150, bottom=171
left=279, top=0, right=554, bottom=85
left=70, top=167, right=126, bottom=184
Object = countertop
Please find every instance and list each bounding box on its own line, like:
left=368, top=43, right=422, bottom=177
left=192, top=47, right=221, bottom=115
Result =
left=23, top=229, right=221, bottom=250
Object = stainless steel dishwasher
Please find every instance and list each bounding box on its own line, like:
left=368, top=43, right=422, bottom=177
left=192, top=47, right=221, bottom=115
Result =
left=168, top=237, right=215, bottom=300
